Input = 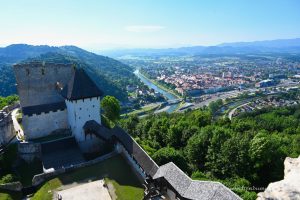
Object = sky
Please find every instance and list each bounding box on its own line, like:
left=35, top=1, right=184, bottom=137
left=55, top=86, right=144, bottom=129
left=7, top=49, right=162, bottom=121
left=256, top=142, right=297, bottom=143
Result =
left=0, top=0, right=300, bottom=50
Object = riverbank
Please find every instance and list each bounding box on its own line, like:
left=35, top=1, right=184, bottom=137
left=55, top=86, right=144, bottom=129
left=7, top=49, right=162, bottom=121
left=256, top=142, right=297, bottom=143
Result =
left=134, top=69, right=181, bottom=113
left=136, top=70, right=182, bottom=99
left=121, top=103, right=160, bottom=117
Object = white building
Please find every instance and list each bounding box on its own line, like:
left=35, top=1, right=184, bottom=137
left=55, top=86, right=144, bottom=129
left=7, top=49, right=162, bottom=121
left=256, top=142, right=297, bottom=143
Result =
left=61, top=69, right=103, bottom=147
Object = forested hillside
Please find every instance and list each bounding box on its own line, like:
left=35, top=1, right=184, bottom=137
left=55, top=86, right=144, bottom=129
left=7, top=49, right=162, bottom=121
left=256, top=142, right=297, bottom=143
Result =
left=0, top=95, right=19, bottom=110
left=120, top=105, right=300, bottom=199
left=0, top=44, right=139, bottom=101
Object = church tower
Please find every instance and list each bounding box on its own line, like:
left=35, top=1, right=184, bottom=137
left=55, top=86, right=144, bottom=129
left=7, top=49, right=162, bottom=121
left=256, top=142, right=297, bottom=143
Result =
left=61, top=68, right=103, bottom=143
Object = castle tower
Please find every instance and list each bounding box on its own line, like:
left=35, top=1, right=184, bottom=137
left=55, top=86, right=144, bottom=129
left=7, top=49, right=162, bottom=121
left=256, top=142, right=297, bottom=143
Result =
left=13, top=62, right=73, bottom=139
left=61, top=69, right=103, bottom=143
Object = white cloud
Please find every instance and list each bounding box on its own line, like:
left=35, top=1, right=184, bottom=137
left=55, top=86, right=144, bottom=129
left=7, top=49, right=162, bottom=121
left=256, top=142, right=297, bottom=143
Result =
left=125, top=25, right=165, bottom=33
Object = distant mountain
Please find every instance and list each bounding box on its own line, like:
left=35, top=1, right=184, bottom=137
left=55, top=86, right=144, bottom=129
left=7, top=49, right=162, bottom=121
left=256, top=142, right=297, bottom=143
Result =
left=101, top=38, right=300, bottom=57
left=219, top=38, right=300, bottom=48
left=99, top=46, right=206, bottom=57
left=0, top=44, right=139, bottom=100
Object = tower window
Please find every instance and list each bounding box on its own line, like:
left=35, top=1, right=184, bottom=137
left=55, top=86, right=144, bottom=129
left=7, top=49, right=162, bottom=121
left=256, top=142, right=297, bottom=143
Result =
left=41, top=68, right=45, bottom=75
left=26, top=69, right=30, bottom=76
left=93, top=105, right=95, bottom=108
left=79, top=108, right=82, bottom=110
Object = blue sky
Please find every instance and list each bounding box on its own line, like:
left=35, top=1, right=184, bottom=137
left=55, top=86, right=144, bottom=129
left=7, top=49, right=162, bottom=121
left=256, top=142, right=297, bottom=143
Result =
left=0, top=0, right=299, bottom=50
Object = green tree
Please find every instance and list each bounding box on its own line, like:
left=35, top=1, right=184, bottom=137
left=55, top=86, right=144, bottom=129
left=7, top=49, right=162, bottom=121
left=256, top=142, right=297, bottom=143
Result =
left=101, top=95, right=121, bottom=122
left=205, top=127, right=231, bottom=178
left=249, top=132, right=285, bottom=185
left=186, top=126, right=213, bottom=169
left=153, top=147, right=188, bottom=172
left=120, top=115, right=139, bottom=136
left=218, top=134, right=252, bottom=178
left=208, top=99, right=223, bottom=113
left=0, top=95, right=19, bottom=110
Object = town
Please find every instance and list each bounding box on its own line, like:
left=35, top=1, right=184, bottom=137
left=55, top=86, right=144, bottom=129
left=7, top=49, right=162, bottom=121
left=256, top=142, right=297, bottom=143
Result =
left=122, top=54, right=300, bottom=98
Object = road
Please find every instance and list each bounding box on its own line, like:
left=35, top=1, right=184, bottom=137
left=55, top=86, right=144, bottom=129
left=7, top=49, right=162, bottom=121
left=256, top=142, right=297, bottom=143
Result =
left=228, top=102, right=250, bottom=120
left=182, top=90, right=244, bottom=112
left=185, top=81, right=300, bottom=112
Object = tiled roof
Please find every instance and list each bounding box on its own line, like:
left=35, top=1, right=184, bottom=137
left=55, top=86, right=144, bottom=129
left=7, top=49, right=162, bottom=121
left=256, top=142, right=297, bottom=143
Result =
left=153, top=162, right=191, bottom=195
left=61, top=68, right=103, bottom=100
left=22, top=101, right=66, bottom=116
left=153, top=162, right=241, bottom=200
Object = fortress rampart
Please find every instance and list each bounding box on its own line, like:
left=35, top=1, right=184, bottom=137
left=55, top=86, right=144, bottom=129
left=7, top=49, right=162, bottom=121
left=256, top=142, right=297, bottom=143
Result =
left=13, top=62, right=74, bottom=139
left=0, top=103, right=19, bottom=145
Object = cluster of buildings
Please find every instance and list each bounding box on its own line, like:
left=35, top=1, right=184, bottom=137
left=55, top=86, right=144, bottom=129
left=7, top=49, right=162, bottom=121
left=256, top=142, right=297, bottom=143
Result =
left=255, top=79, right=276, bottom=88
left=127, top=85, right=164, bottom=105
left=124, top=54, right=300, bottom=98
left=232, top=96, right=299, bottom=117
left=158, top=71, right=250, bottom=96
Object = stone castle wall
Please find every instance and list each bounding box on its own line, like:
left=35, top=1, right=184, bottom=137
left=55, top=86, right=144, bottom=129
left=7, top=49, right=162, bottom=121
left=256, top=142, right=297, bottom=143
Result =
left=13, top=62, right=74, bottom=108
left=14, top=62, right=74, bottom=139
left=0, top=112, right=14, bottom=146
left=23, top=109, right=69, bottom=139
left=18, top=142, right=41, bottom=162
left=0, top=103, right=19, bottom=146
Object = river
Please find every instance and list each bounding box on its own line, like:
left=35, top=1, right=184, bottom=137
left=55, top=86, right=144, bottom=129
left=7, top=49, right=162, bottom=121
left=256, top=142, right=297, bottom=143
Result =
left=134, top=70, right=179, bottom=113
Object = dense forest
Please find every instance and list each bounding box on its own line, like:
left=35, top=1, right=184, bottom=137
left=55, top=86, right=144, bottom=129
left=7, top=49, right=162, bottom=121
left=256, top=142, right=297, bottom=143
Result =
left=0, top=44, right=139, bottom=101
left=0, top=95, right=19, bottom=110
left=120, top=105, right=300, bottom=199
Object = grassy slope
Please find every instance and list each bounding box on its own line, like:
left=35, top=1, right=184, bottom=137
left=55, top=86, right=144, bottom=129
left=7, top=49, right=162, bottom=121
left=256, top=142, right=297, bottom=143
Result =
left=122, top=104, right=159, bottom=116
left=31, top=155, right=143, bottom=200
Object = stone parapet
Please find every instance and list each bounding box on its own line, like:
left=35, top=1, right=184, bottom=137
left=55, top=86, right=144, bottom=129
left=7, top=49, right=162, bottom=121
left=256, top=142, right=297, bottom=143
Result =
left=0, top=181, right=22, bottom=191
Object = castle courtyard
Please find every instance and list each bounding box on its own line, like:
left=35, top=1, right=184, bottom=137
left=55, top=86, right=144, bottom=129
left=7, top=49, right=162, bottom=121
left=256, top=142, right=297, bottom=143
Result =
left=30, top=155, right=144, bottom=200
left=56, top=180, right=111, bottom=200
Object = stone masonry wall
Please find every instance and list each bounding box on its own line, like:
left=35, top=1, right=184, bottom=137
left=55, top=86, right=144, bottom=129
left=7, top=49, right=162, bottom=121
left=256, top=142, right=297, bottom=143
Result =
left=0, top=103, right=19, bottom=146
left=23, top=109, right=69, bottom=139
left=0, top=112, right=14, bottom=146
left=115, top=142, right=146, bottom=182
left=13, top=62, right=74, bottom=108
left=18, top=142, right=41, bottom=162
left=0, top=182, right=22, bottom=192
left=32, top=151, right=117, bottom=187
